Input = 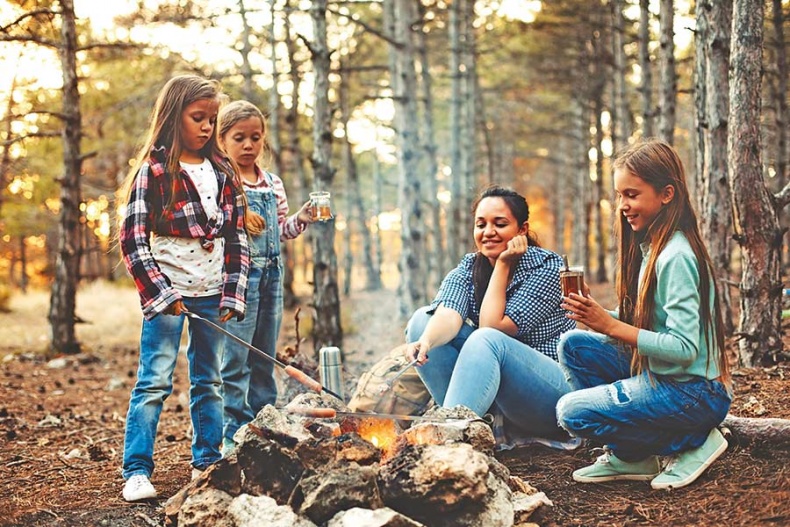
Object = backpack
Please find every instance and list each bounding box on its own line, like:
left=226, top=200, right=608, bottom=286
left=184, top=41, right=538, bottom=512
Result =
left=347, top=344, right=433, bottom=416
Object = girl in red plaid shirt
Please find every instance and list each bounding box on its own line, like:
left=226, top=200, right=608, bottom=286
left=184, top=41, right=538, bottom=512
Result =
left=117, top=75, right=249, bottom=502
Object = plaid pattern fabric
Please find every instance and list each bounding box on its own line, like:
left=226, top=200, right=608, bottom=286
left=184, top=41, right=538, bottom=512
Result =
left=120, top=145, right=249, bottom=320
left=430, top=248, right=575, bottom=360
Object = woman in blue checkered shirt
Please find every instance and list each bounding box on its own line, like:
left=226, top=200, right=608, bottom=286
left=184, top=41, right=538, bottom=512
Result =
left=405, top=185, right=575, bottom=440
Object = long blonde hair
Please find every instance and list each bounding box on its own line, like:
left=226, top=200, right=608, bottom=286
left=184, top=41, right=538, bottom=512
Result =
left=613, top=139, right=729, bottom=384
left=118, top=74, right=235, bottom=213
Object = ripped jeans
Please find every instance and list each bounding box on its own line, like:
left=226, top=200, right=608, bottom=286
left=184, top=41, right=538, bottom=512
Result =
left=555, top=330, right=731, bottom=461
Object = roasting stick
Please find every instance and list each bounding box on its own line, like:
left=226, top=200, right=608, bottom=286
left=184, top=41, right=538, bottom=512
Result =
left=285, top=405, right=493, bottom=424
left=182, top=310, right=343, bottom=401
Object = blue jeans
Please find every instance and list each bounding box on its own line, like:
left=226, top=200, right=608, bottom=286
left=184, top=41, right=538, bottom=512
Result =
left=406, top=306, right=572, bottom=436
left=555, top=329, right=732, bottom=461
left=122, top=295, right=225, bottom=479
left=221, top=263, right=283, bottom=442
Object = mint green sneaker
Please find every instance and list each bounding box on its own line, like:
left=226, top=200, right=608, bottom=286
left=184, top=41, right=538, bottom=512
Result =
left=221, top=437, right=237, bottom=458
left=651, top=428, right=728, bottom=490
left=573, top=451, right=661, bottom=483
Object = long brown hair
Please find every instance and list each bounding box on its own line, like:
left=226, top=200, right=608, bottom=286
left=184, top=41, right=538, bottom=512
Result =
left=613, top=139, right=729, bottom=384
left=118, top=74, right=236, bottom=214
left=471, top=185, right=540, bottom=309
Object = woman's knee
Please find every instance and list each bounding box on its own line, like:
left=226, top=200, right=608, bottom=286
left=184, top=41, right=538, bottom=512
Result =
left=405, top=306, right=433, bottom=342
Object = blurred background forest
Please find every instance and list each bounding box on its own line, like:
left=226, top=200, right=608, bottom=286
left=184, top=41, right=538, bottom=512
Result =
left=0, top=0, right=788, bottom=367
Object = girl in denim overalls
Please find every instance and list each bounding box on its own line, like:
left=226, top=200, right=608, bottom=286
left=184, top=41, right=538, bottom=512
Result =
left=217, top=100, right=314, bottom=452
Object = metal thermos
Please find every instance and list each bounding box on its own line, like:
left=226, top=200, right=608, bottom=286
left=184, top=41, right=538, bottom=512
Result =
left=319, top=346, right=344, bottom=400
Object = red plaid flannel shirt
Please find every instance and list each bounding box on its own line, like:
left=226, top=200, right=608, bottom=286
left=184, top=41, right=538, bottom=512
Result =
left=120, top=146, right=249, bottom=320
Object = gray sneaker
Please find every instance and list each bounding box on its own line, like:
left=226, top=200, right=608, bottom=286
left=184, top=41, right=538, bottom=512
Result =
left=573, top=450, right=661, bottom=483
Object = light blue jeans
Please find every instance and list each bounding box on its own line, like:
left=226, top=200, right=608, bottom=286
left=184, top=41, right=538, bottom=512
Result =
left=555, top=329, right=732, bottom=461
left=122, top=294, right=225, bottom=479
left=406, top=306, right=572, bottom=437
left=221, top=263, right=283, bottom=442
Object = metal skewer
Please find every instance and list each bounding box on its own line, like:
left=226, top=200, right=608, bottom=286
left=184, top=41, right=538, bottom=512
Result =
left=378, top=358, right=419, bottom=394
left=182, top=309, right=343, bottom=401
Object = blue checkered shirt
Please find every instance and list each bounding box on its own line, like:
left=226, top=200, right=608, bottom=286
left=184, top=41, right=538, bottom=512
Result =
left=429, top=248, right=575, bottom=360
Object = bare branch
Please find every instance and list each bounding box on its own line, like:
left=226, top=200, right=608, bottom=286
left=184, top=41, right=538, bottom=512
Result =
left=326, top=6, right=396, bottom=45
left=1, top=131, right=61, bottom=147
left=0, top=8, right=56, bottom=33
left=0, top=34, right=59, bottom=49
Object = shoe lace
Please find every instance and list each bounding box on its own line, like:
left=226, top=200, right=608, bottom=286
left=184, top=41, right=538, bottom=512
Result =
left=663, top=456, right=679, bottom=474
left=593, top=447, right=612, bottom=465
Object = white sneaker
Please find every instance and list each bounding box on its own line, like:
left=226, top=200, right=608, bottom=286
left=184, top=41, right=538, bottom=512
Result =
left=191, top=468, right=203, bottom=481
left=122, top=474, right=157, bottom=502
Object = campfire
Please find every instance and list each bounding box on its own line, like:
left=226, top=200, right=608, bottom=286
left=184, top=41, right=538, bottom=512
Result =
left=165, top=393, right=552, bottom=527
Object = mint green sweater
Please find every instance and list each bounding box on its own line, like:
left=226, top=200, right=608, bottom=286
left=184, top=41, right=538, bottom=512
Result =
left=635, top=231, right=722, bottom=380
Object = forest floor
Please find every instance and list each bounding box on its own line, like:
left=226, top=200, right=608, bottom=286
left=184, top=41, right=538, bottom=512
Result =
left=0, top=280, right=789, bottom=527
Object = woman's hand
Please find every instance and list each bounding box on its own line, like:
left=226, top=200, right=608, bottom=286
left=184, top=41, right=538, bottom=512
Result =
left=296, top=200, right=315, bottom=225
left=561, top=293, right=614, bottom=335
left=246, top=211, right=266, bottom=235
left=404, top=339, right=431, bottom=365
left=497, top=234, right=528, bottom=265
left=163, top=299, right=186, bottom=316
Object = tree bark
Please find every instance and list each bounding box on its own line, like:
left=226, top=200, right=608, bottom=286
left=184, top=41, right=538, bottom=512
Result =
left=658, top=0, right=676, bottom=144
left=387, top=0, right=427, bottom=319
left=448, top=0, right=464, bottom=266
left=638, top=0, right=655, bottom=138
left=309, top=0, right=342, bottom=350
left=237, top=0, right=256, bottom=103
left=415, top=1, right=445, bottom=290
left=694, top=0, right=734, bottom=335
left=728, top=0, right=783, bottom=366
left=283, top=0, right=309, bottom=308
left=49, top=0, right=82, bottom=355
left=723, top=415, right=790, bottom=447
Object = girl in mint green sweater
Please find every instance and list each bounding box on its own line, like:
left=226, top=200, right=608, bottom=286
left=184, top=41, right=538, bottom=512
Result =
left=557, top=139, right=731, bottom=490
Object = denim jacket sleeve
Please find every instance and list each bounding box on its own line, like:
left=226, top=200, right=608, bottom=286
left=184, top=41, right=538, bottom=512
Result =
left=120, top=164, right=182, bottom=320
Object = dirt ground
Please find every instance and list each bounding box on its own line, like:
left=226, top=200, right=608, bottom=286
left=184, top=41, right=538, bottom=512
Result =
left=1, top=282, right=789, bottom=527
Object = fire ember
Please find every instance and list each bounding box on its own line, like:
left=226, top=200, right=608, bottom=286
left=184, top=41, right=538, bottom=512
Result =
left=165, top=393, right=552, bottom=527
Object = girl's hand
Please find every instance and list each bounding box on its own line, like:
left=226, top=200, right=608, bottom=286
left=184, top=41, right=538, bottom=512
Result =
left=163, top=299, right=186, bottom=316
left=219, top=308, right=241, bottom=323
left=405, top=340, right=430, bottom=365
left=246, top=211, right=266, bottom=235
left=497, top=234, right=528, bottom=264
left=296, top=200, right=315, bottom=225
left=561, top=293, right=614, bottom=334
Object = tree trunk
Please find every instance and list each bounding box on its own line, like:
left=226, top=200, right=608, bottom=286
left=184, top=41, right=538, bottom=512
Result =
left=638, top=0, right=655, bottom=138
left=448, top=0, right=464, bottom=266
left=49, top=0, right=81, bottom=355
left=573, top=97, right=590, bottom=270
left=387, top=0, right=427, bottom=319
left=695, top=0, right=735, bottom=335
left=237, top=0, right=256, bottom=103
left=658, top=0, right=676, bottom=144
left=339, top=64, right=380, bottom=291
left=728, top=0, right=783, bottom=366
left=461, top=0, right=476, bottom=214
left=611, top=0, right=630, bottom=152
left=309, top=0, right=342, bottom=350
left=19, top=236, right=28, bottom=293
left=415, top=2, right=445, bottom=291
left=770, top=0, right=790, bottom=269
left=283, top=0, right=309, bottom=309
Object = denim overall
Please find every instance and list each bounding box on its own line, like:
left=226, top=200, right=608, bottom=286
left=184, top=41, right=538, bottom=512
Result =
left=221, top=171, right=284, bottom=444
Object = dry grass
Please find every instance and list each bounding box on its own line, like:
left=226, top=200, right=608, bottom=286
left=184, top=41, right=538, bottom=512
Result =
left=0, top=279, right=143, bottom=355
